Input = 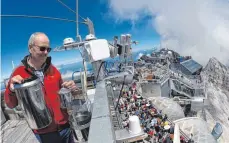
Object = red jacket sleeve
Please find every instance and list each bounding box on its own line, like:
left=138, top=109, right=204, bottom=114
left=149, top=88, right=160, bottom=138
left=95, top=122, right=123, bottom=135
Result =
left=4, top=85, right=18, bottom=109
left=4, top=68, right=21, bottom=109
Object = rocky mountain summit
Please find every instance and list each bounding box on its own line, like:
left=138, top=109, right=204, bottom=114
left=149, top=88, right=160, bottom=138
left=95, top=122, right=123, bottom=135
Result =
left=201, top=57, right=229, bottom=142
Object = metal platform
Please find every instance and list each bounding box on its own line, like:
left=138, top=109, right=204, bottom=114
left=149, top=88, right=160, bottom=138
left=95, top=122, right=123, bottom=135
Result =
left=0, top=120, right=39, bottom=143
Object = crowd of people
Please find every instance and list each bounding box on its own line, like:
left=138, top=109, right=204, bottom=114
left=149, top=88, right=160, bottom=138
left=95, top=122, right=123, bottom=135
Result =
left=116, top=82, right=188, bottom=143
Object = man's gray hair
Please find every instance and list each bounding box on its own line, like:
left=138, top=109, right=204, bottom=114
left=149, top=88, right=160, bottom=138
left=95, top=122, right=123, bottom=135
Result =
left=28, top=32, right=46, bottom=47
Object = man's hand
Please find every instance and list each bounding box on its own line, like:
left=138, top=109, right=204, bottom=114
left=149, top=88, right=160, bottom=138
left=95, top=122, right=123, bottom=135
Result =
left=61, top=80, right=78, bottom=92
left=9, top=75, right=24, bottom=92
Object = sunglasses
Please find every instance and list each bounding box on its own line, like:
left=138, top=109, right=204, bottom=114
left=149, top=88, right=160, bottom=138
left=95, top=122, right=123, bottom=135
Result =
left=34, top=45, right=51, bottom=52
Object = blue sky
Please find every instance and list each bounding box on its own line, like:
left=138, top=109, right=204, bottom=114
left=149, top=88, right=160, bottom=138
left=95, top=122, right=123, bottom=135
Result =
left=1, top=0, right=160, bottom=79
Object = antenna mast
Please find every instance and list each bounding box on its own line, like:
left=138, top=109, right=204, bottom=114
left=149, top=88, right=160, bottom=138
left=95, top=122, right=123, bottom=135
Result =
left=76, top=0, right=79, bottom=37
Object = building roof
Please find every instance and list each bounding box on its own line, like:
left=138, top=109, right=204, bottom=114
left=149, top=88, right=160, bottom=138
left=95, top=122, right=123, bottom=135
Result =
left=181, top=59, right=202, bottom=74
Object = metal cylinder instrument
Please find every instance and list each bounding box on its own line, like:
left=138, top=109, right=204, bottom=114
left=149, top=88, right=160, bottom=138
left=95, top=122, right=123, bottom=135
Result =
left=59, top=88, right=73, bottom=109
left=14, top=78, right=52, bottom=129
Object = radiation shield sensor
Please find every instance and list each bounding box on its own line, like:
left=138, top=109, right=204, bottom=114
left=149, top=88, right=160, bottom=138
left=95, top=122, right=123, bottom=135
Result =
left=83, top=39, right=110, bottom=62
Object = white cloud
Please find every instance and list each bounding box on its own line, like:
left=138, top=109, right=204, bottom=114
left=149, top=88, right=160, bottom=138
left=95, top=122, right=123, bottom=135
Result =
left=107, top=0, right=229, bottom=65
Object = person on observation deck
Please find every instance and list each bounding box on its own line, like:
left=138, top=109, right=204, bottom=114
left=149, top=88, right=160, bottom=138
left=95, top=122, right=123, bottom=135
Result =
left=4, top=32, right=78, bottom=143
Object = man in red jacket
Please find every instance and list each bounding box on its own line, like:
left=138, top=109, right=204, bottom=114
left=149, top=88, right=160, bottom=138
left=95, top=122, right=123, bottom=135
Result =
left=4, top=32, right=78, bottom=143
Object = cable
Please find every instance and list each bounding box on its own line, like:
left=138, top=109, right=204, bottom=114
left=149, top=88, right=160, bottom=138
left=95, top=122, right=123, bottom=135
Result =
left=1, top=14, right=78, bottom=23
left=56, top=0, right=86, bottom=21
left=96, top=61, right=105, bottom=82
left=115, top=75, right=126, bottom=110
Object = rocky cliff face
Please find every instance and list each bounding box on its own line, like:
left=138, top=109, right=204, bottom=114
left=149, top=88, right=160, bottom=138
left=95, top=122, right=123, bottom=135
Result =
left=201, top=57, right=229, bottom=142
left=203, top=57, right=229, bottom=91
